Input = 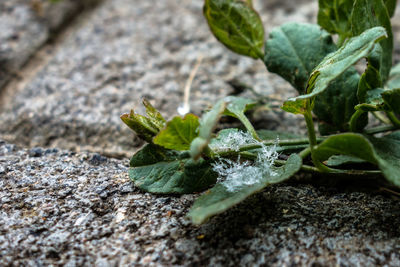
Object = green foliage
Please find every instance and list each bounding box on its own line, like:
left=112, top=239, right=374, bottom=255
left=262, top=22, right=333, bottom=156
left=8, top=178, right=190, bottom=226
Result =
left=386, top=63, right=400, bottom=90
left=283, top=26, right=387, bottom=108
left=129, top=144, right=217, bottom=194
left=188, top=154, right=302, bottom=225
left=314, top=133, right=400, bottom=186
left=121, top=0, right=400, bottom=224
left=351, top=0, right=393, bottom=82
left=317, top=0, right=354, bottom=43
left=190, top=100, right=226, bottom=159
left=120, top=99, right=166, bottom=143
left=223, top=96, right=259, bottom=139
left=264, top=23, right=336, bottom=94
left=154, top=114, right=199, bottom=151
left=203, top=0, right=265, bottom=59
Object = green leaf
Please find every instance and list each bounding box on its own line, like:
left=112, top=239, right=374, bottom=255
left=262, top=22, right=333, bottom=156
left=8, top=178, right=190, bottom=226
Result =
left=121, top=99, right=166, bottom=143
left=264, top=23, right=337, bottom=94
left=153, top=114, right=199, bottom=151
left=386, top=63, right=400, bottom=90
left=314, top=133, right=400, bottom=187
left=283, top=27, right=387, bottom=113
left=190, top=101, right=226, bottom=159
left=381, top=88, right=400, bottom=114
left=384, top=0, right=398, bottom=17
left=358, top=63, right=382, bottom=103
left=355, top=88, right=388, bottom=111
left=223, top=96, right=259, bottom=139
left=188, top=154, right=302, bottom=225
left=203, top=0, right=265, bottom=59
left=281, top=98, right=308, bottom=115
left=129, top=144, right=217, bottom=194
left=313, top=68, right=362, bottom=134
left=351, top=0, right=393, bottom=82
left=317, top=0, right=354, bottom=42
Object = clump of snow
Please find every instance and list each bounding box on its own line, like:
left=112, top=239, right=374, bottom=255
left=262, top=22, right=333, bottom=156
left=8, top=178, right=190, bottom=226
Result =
left=212, top=134, right=280, bottom=192
left=209, top=130, right=257, bottom=151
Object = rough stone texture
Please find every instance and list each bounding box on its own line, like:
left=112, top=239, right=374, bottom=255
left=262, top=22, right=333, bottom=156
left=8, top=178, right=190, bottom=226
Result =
left=1, top=1, right=400, bottom=266
left=1, top=141, right=400, bottom=266
left=0, top=0, right=319, bottom=157
left=0, top=0, right=99, bottom=89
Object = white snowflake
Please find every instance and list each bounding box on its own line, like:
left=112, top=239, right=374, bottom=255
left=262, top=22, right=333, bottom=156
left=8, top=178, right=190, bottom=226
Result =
left=212, top=133, right=280, bottom=192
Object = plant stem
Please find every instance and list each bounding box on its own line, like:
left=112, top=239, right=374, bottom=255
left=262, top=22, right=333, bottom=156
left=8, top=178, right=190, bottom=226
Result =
left=349, top=109, right=365, bottom=132
left=298, top=147, right=311, bottom=159
left=303, top=102, right=333, bottom=173
left=213, top=137, right=325, bottom=157
left=372, top=111, right=391, bottom=124
left=364, top=125, right=397, bottom=135
left=237, top=114, right=261, bottom=141
left=274, top=159, right=381, bottom=176
left=304, top=109, right=318, bottom=147
left=386, top=111, right=400, bottom=128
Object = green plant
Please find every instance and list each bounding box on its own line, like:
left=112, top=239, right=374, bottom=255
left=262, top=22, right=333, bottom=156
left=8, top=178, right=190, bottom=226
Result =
left=121, top=0, right=400, bottom=225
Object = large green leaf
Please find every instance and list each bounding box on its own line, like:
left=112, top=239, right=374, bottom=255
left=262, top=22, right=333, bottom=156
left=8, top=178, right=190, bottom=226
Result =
left=317, top=0, right=354, bottom=42
left=314, top=133, right=400, bottom=187
left=188, top=154, right=302, bottom=225
left=190, top=101, right=226, bottom=159
left=129, top=144, right=217, bottom=194
left=203, top=0, right=264, bottom=59
left=264, top=23, right=337, bottom=94
left=153, top=114, right=199, bottom=151
left=121, top=99, right=166, bottom=143
left=282, top=27, right=387, bottom=114
left=223, top=96, right=259, bottom=139
left=351, top=0, right=393, bottom=82
left=384, top=0, right=397, bottom=17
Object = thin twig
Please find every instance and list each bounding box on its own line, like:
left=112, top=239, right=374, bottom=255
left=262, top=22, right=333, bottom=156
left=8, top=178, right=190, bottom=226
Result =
left=178, top=55, right=203, bottom=115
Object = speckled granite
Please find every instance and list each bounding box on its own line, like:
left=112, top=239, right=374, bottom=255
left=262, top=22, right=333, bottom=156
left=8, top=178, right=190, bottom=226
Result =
left=1, top=141, right=399, bottom=266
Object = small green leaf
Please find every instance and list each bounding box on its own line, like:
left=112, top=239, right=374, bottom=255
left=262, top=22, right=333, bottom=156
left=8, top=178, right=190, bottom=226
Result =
left=355, top=88, right=387, bottom=111
left=317, top=0, right=354, bottom=42
left=190, top=101, right=226, bottom=159
left=203, top=0, right=265, bottom=59
left=153, top=114, right=199, bottom=151
left=351, top=0, right=393, bottom=82
left=121, top=99, right=166, bottom=143
left=386, top=63, right=400, bottom=90
left=264, top=23, right=336, bottom=94
left=281, top=98, right=308, bottom=115
left=358, top=62, right=382, bottom=103
left=314, top=133, right=400, bottom=187
left=129, top=144, right=217, bottom=194
left=188, top=154, right=302, bottom=225
left=223, top=96, right=259, bottom=139
left=381, top=88, right=400, bottom=114
left=283, top=27, right=387, bottom=113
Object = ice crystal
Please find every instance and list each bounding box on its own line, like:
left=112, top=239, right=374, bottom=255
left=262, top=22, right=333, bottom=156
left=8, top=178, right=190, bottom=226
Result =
left=209, top=130, right=256, bottom=151
left=212, top=135, right=280, bottom=192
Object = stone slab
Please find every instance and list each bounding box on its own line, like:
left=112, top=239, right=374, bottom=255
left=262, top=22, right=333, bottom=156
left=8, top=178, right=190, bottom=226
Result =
left=0, top=0, right=318, bottom=157
left=1, top=141, right=399, bottom=266
left=0, top=0, right=98, bottom=89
